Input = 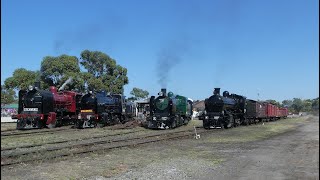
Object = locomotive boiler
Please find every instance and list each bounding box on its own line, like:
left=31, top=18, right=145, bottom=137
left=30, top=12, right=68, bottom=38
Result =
left=16, top=81, right=82, bottom=129
left=199, top=88, right=246, bottom=129
left=147, top=88, right=193, bottom=129
left=75, top=91, right=136, bottom=128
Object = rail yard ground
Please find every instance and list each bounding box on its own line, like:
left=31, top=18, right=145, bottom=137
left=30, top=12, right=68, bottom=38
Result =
left=1, top=116, right=319, bottom=180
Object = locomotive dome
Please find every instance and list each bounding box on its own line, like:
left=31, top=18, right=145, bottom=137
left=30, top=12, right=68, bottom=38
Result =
left=168, top=92, right=174, bottom=97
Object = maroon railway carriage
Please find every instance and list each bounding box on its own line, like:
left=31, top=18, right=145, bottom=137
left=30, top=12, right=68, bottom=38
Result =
left=17, top=84, right=82, bottom=129
left=245, top=100, right=267, bottom=124
left=245, top=100, right=288, bottom=124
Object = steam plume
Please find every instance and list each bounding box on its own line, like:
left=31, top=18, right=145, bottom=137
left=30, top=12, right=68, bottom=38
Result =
left=59, top=77, right=73, bottom=91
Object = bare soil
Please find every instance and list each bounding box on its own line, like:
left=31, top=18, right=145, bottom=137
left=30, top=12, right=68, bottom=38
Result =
left=1, top=116, right=318, bottom=180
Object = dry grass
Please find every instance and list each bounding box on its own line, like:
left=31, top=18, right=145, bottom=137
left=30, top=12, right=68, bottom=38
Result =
left=203, top=117, right=307, bottom=144
left=1, top=123, right=16, bottom=131
left=1, top=117, right=309, bottom=179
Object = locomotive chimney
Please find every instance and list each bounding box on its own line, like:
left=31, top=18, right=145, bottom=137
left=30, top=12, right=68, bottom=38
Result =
left=161, top=88, right=167, bottom=96
left=34, top=81, right=40, bottom=90
left=213, top=88, right=220, bottom=95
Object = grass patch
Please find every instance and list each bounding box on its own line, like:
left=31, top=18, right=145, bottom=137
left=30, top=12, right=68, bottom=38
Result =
left=204, top=117, right=307, bottom=143
left=1, top=123, right=16, bottom=131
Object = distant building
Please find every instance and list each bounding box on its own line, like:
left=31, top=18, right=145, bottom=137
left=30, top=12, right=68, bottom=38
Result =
left=193, top=100, right=205, bottom=111
left=1, top=103, right=18, bottom=117
left=133, top=98, right=150, bottom=120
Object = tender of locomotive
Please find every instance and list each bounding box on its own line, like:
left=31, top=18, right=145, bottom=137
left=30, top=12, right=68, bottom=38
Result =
left=199, top=88, right=246, bottom=129
left=147, top=88, right=193, bottom=129
left=75, top=91, right=136, bottom=128
left=16, top=81, right=82, bottom=129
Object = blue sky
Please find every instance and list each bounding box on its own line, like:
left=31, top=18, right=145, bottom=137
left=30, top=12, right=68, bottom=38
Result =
left=1, top=0, right=319, bottom=102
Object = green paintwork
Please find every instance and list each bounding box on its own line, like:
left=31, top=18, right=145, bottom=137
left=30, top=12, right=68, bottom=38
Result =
left=155, top=98, right=169, bottom=110
left=175, top=95, right=187, bottom=115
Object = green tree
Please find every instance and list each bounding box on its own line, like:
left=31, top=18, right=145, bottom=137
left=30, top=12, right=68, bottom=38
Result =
left=128, top=87, right=149, bottom=101
left=292, top=98, right=304, bottom=113
left=40, top=54, right=82, bottom=91
left=80, top=50, right=128, bottom=93
left=311, top=97, right=319, bottom=110
left=265, top=99, right=280, bottom=107
left=282, top=100, right=293, bottom=107
left=1, top=85, right=17, bottom=104
left=4, top=68, right=40, bottom=90
left=302, top=99, right=312, bottom=112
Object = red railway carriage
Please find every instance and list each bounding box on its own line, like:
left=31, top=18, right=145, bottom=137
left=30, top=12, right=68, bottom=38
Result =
left=266, top=103, right=278, bottom=120
left=17, top=85, right=82, bottom=129
left=277, top=107, right=288, bottom=118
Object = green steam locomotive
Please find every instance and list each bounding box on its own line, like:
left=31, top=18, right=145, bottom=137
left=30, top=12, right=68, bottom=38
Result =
left=147, top=88, right=193, bottom=129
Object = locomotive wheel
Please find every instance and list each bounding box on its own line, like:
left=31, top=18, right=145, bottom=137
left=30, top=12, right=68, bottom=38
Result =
left=183, top=117, right=189, bottom=125
left=226, top=115, right=234, bottom=129
left=243, top=118, right=249, bottom=126
left=170, top=119, right=177, bottom=129
left=203, top=119, right=209, bottom=129
left=47, top=120, right=56, bottom=129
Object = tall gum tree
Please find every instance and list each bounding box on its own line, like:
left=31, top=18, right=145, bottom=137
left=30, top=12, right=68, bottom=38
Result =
left=80, top=50, right=128, bottom=94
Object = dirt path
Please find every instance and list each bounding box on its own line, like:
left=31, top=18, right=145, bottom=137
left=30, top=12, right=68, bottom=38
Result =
left=211, top=116, right=319, bottom=180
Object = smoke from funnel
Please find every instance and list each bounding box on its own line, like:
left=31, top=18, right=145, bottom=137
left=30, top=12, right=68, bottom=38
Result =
left=156, top=37, right=190, bottom=88
left=59, top=77, right=73, bottom=91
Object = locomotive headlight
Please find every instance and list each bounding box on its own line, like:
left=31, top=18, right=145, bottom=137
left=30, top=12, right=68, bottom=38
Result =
left=161, top=117, right=168, bottom=120
left=205, top=116, right=209, bottom=119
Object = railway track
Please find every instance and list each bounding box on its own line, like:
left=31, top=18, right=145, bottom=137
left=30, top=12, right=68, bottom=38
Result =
left=1, top=121, right=141, bottom=138
left=1, top=126, right=77, bottom=138
left=1, top=128, right=207, bottom=167
left=1, top=129, right=146, bottom=151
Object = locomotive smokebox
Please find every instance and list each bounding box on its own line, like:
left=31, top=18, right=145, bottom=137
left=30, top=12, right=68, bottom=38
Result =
left=34, top=81, right=40, bottom=90
left=213, top=88, right=220, bottom=95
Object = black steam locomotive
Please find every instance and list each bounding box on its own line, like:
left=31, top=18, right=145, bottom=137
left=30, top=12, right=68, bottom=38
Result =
left=199, top=88, right=246, bottom=129
left=75, top=91, right=136, bottom=128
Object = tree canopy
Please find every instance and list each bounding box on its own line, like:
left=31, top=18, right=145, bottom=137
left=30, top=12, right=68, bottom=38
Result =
left=3, top=50, right=128, bottom=95
left=4, top=68, right=40, bottom=90
left=80, top=50, right=128, bottom=93
left=292, top=98, right=304, bottom=113
left=128, top=87, right=149, bottom=101
left=40, top=54, right=82, bottom=90
left=1, top=85, right=17, bottom=104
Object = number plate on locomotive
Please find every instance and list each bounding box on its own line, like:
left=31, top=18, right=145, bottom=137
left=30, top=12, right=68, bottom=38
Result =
left=81, top=109, right=93, bottom=113
left=23, top=108, right=38, bottom=111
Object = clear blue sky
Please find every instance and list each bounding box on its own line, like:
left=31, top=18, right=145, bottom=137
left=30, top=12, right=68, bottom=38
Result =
left=1, top=0, right=319, bottom=102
